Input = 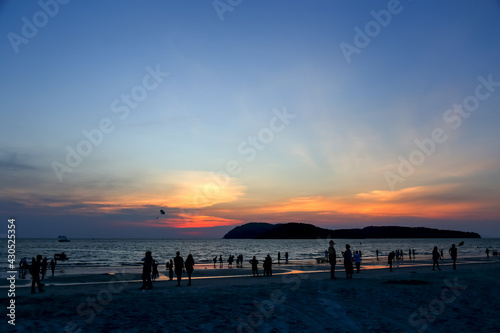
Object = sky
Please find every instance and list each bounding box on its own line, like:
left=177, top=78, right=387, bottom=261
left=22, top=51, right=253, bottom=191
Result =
left=1, top=0, right=500, bottom=238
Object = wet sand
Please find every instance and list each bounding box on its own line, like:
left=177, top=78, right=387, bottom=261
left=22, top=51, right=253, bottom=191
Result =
left=3, top=256, right=499, bottom=332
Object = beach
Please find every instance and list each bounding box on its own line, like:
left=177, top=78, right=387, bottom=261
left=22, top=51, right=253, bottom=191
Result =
left=3, top=256, right=500, bottom=332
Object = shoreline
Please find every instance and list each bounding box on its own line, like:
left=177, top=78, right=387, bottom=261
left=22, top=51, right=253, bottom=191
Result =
left=3, top=255, right=498, bottom=288
left=4, top=258, right=499, bottom=332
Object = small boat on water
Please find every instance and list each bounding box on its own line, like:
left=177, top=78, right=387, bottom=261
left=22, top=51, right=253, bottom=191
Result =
left=58, top=235, right=70, bottom=242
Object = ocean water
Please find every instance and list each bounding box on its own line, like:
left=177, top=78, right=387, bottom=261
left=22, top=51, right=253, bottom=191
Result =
left=2, top=238, right=499, bottom=276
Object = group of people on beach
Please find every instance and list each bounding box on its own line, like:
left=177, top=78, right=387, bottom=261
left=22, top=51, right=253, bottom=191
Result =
left=19, top=255, right=58, bottom=294
left=141, top=251, right=195, bottom=289
left=325, top=241, right=495, bottom=278
left=21, top=255, right=56, bottom=294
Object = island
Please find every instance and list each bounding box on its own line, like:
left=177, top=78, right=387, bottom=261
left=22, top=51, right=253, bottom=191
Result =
left=222, top=222, right=481, bottom=239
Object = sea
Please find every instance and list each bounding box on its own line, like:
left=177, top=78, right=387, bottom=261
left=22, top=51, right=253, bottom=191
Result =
left=2, top=238, right=499, bottom=278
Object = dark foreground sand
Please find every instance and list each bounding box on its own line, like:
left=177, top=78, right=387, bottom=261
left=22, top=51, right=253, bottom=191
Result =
left=3, top=258, right=500, bottom=332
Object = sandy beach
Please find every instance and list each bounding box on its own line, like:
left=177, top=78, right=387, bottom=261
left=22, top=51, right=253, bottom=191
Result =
left=2, top=256, right=500, bottom=332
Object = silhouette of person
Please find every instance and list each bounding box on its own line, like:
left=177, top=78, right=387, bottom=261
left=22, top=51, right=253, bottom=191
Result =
left=174, top=251, right=184, bottom=286
left=168, top=259, right=174, bottom=280
left=278, top=252, right=281, bottom=265
left=440, top=249, right=444, bottom=260
left=50, top=259, right=55, bottom=277
left=376, top=249, right=379, bottom=261
left=19, top=257, right=28, bottom=279
left=228, top=255, right=233, bottom=268
left=263, top=254, right=272, bottom=276
left=412, top=249, right=416, bottom=258
left=486, top=248, right=490, bottom=259
left=354, top=251, right=361, bottom=273
left=388, top=251, right=395, bottom=272
left=409, top=249, right=412, bottom=259
left=185, top=254, right=194, bottom=286
left=285, top=252, right=288, bottom=264
left=342, top=244, right=354, bottom=279
left=152, top=260, right=159, bottom=281
left=239, top=254, right=243, bottom=268
left=31, top=255, right=44, bottom=294
left=41, top=257, right=48, bottom=280
left=213, top=256, right=217, bottom=268
left=449, top=244, right=458, bottom=270
left=328, top=240, right=336, bottom=280
left=249, top=256, right=259, bottom=277
left=219, top=255, right=223, bottom=268
left=140, top=251, right=153, bottom=290
left=432, top=246, right=441, bottom=271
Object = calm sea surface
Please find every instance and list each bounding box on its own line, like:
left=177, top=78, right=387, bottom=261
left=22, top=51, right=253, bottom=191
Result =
left=2, top=238, right=499, bottom=276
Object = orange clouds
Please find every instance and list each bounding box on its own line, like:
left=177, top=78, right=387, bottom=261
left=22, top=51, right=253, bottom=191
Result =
left=223, top=184, right=499, bottom=221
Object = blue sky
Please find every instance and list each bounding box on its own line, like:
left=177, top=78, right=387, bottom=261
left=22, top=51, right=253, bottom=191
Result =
left=1, top=0, right=500, bottom=238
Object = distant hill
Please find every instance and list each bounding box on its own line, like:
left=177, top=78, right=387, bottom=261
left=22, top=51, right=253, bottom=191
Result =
left=222, top=222, right=481, bottom=239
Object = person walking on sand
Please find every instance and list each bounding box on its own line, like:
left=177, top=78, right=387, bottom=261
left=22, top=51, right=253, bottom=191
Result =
left=140, top=251, right=153, bottom=290
left=432, top=246, right=441, bottom=271
left=50, top=259, right=55, bottom=277
left=185, top=254, right=194, bottom=286
left=30, top=255, right=44, bottom=294
left=354, top=251, right=361, bottom=273
left=449, top=244, right=458, bottom=270
left=174, top=252, right=184, bottom=286
left=342, top=244, right=354, bottom=279
left=213, top=256, right=217, bottom=268
left=285, top=252, right=289, bottom=264
left=249, top=256, right=259, bottom=277
left=388, top=251, right=395, bottom=272
left=486, top=248, right=490, bottom=259
left=219, top=255, right=223, bottom=268
left=376, top=249, right=379, bottom=261
left=278, top=252, right=281, bottom=265
left=328, top=240, right=336, bottom=280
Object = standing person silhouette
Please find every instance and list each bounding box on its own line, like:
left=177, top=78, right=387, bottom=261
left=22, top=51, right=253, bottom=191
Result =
left=277, top=252, right=281, bottom=265
left=388, top=251, right=395, bottom=272
left=168, top=259, right=174, bottom=280
left=41, top=257, right=48, bottom=280
left=343, top=244, right=354, bottom=279
left=486, top=248, right=490, bottom=259
left=328, top=240, right=336, bottom=280
left=432, top=246, right=441, bottom=271
left=285, top=252, right=289, bottom=264
left=449, top=244, right=458, bottom=270
left=219, top=255, right=223, bottom=268
left=174, top=252, right=184, bottom=286
left=152, top=260, right=159, bottom=281
left=376, top=249, right=379, bottom=261
left=50, top=259, right=55, bottom=277
left=354, top=251, right=361, bottom=273
left=185, top=254, right=195, bottom=286
left=213, top=256, right=217, bottom=268
left=30, top=255, right=44, bottom=294
left=249, top=256, right=259, bottom=277
left=140, top=251, right=153, bottom=290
